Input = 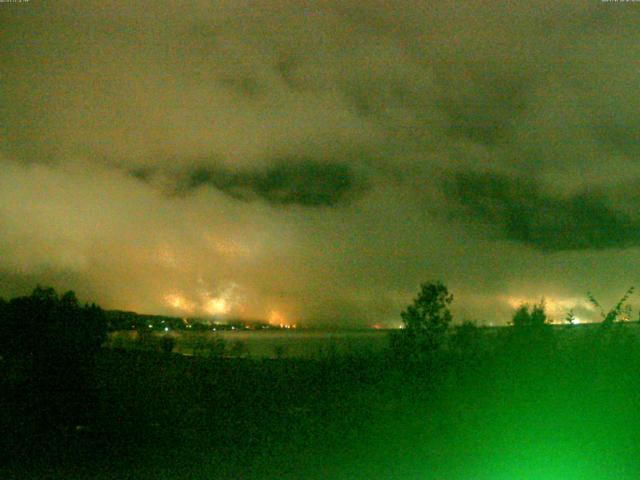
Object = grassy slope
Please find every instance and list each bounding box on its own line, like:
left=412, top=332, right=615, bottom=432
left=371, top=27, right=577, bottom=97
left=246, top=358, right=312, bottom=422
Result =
left=3, top=327, right=640, bottom=479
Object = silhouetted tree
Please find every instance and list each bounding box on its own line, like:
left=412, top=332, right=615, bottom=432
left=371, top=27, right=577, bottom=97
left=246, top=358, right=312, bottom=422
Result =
left=565, top=308, right=577, bottom=325
left=583, top=288, right=636, bottom=358
left=512, top=300, right=548, bottom=328
left=449, top=320, right=482, bottom=354
left=505, top=300, right=555, bottom=361
left=588, top=287, right=634, bottom=325
left=448, top=320, right=484, bottom=378
left=392, top=281, right=453, bottom=364
left=0, top=286, right=106, bottom=357
left=0, top=286, right=107, bottom=434
left=60, top=289, right=79, bottom=309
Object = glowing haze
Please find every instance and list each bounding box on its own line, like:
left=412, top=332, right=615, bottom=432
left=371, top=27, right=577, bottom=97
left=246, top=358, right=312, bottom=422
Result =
left=1, top=1, right=639, bottom=326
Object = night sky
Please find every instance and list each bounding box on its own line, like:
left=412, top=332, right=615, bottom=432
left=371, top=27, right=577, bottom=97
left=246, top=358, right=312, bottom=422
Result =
left=2, top=1, right=639, bottom=326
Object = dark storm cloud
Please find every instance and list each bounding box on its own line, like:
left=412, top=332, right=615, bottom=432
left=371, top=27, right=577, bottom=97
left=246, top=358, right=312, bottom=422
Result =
left=437, top=72, right=530, bottom=146
left=447, top=172, right=640, bottom=252
left=2, top=0, right=640, bottom=324
left=174, top=160, right=363, bottom=208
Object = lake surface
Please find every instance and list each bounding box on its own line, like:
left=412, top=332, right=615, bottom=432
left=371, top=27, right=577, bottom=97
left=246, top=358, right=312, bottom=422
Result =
left=107, top=322, right=640, bottom=359
left=108, top=329, right=393, bottom=359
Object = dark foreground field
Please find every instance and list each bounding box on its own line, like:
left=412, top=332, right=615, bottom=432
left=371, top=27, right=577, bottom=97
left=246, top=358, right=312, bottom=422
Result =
left=3, top=326, right=640, bottom=479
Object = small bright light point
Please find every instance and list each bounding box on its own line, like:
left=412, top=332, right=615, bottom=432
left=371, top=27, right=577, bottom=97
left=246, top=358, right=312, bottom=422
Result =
left=164, top=326, right=169, bottom=332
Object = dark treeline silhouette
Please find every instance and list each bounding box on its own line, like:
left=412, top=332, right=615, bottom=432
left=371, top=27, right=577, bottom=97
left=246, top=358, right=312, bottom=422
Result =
left=0, top=286, right=107, bottom=460
left=390, top=281, right=640, bottom=383
left=390, top=281, right=453, bottom=376
left=3, top=282, right=640, bottom=479
left=0, top=286, right=106, bottom=357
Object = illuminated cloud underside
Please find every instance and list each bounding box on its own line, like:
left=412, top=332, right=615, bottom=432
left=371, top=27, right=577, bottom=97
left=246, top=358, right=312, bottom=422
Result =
left=1, top=1, right=640, bottom=325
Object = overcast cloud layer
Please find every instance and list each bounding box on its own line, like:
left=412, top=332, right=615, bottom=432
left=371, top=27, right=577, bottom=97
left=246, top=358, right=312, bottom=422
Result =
left=1, top=0, right=639, bottom=325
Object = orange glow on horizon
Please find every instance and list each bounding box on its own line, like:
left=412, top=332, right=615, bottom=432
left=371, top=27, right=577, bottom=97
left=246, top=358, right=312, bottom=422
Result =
left=268, top=310, right=296, bottom=329
left=204, top=296, right=230, bottom=315
left=498, top=294, right=597, bottom=323
left=164, top=293, right=196, bottom=314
